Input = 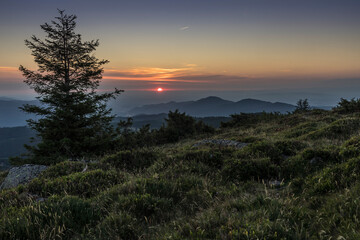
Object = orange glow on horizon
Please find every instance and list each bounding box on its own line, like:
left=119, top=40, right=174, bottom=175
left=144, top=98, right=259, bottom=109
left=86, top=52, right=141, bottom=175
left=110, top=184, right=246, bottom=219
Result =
left=157, top=87, right=163, bottom=92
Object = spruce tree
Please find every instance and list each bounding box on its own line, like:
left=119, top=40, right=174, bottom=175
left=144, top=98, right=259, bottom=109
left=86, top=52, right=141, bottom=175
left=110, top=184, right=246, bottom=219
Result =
left=19, top=10, right=122, bottom=163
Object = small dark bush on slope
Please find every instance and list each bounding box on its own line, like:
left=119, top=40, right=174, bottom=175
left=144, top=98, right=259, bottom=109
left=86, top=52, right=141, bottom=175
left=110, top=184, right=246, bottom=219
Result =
left=221, top=112, right=282, bottom=128
left=155, top=110, right=215, bottom=143
left=115, top=110, right=215, bottom=150
left=27, top=169, right=125, bottom=198
left=101, top=149, right=159, bottom=171
left=333, top=97, right=360, bottom=113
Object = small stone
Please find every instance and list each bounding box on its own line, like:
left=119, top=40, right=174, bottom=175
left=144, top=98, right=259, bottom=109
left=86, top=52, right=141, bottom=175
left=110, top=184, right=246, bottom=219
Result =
left=310, top=157, right=322, bottom=165
left=192, top=139, right=248, bottom=149
left=269, top=180, right=282, bottom=188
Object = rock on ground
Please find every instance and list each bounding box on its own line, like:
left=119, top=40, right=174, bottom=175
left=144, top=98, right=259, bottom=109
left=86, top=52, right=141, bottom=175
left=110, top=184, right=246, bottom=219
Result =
left=193, top=139, right=248, bottom=149
left=0, top=164, right=47, bottom=190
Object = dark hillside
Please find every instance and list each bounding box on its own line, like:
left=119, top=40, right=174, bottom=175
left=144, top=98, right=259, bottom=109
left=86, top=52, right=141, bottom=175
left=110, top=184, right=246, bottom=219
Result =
left=2, top=109, right=360, bottom=239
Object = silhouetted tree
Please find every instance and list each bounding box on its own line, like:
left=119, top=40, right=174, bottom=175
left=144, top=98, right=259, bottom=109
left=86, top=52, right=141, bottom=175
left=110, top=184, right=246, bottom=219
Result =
left=156, top=110, right=215, bottom=143
left=333, top=98, right=360, bottom=113
left=19, top=10, right=122, bottom=163
left=295, top=99, right=310, bottom=112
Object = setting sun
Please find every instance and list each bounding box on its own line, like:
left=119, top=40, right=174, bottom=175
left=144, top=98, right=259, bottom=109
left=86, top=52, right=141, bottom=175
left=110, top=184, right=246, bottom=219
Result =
left=157, top=88, right=163, bottom=92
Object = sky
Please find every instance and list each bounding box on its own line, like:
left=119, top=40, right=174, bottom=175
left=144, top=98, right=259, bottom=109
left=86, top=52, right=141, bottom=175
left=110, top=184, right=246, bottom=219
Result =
left=0, top=0, right=360, bottom=109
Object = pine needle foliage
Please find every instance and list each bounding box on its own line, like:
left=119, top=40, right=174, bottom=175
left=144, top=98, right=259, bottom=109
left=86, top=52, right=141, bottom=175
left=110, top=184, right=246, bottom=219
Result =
left=19, top=10, right=123, bottom=162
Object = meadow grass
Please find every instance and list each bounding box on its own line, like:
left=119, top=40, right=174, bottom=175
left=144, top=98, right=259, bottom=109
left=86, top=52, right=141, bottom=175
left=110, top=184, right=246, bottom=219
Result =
left=1, top=110, right=360, bottom=239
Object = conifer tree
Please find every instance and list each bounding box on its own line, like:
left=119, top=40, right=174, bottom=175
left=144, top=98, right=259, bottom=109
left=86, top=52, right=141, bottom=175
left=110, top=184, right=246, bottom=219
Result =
left=295, top=99, right=310, bottom=112
left=19, top=10, right=122, bottom=162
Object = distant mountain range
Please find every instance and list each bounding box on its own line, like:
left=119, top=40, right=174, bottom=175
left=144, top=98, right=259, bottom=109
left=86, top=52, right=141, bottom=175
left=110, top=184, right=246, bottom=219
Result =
left=1, top=96, right=332, bottom=128
left=0, top=99, right=38, bottom=127
left=128, top=96, right=296, bottom=117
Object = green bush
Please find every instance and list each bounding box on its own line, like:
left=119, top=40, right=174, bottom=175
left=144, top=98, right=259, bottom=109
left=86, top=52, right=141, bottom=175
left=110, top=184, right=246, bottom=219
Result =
left=284, top=122, right=319, bottom=138
left=0, top=196, right=100, bottom=240
left=304, top=157, right=360, bottom=194
left=27, top=169, right=125, bottom=197
left=0, top=189, right=33, bottom=212
left=94, top=212, right=138, bottom=240
left=333, top=98, right=360, bottom=114
left=237, top=141, right=283, bottom=164
left=282, top=147, right=341, bottom=179
left=176, top=149, right=224, bottom=168
left=222, top=157, right=278, bottom=182
left=311, top=182, right=360, bottom=238
left=274, top=140, right=308, bottom=156
left=155, top=110, right=215, bottom=143
left=306, top=118, right=360, bottom=140
left=39, top=161, right=85, bottom=179
left=340, top=135, right=360, bottom=159
left=101, top=149, right=159, bottom=171
left=221, top=112, right=283, bottom=128
left=170, top=195, right=311, bottom=240
left=117, top=193, right=173, bottom=219
left=92, top=174, right=210, bottom=221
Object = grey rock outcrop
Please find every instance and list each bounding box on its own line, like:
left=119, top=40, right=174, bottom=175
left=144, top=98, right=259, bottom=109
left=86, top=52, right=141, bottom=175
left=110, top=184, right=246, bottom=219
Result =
left=0, top=164, right=47, bottom=190
left=193, top=139, right=248, bottom=149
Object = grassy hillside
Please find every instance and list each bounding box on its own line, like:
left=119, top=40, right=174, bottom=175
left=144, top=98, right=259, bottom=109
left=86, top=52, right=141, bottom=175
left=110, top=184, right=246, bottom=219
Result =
left=1, top=109, right=360, bottom=239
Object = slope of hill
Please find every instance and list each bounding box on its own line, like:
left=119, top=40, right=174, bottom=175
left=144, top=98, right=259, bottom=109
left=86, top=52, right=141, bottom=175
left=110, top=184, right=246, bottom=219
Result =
left=2, top=109, right=360, bottom=239
left=128, top=96, right=296, bottom=116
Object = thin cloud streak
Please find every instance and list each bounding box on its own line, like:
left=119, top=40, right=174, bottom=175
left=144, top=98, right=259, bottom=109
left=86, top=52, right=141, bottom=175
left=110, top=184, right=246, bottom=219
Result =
left=0, top=66, right=18, bottom=72
left=102, top=76, right=207, bottom=83
left=179, top=26, right=190, bottom=31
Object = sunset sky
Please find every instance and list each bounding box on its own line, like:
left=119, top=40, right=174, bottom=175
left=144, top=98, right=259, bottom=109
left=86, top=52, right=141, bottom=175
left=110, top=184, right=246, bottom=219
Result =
left=1, top=0, right=360, bottom=108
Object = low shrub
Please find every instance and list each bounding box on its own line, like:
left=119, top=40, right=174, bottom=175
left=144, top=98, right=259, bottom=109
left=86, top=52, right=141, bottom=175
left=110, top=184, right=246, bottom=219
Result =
left=101, top=149, right=159, bottom=171
left=282, top=146, right=341, bottom=179
left=114, top=193, right=173, bottom=219
left=28, top=169, right=125, bottom=197
left=221, top=112, right=283, bottom=128
left=94, top=212, right=138, bottom=240
left=176, top=149, right=224, bottom=168
left=304, top=157, right=360, bottom=195
left=153, top=110, right=215, bottom=144
left=237, top=141, right=283, bottom=164
left=0, top=196, right=100, bottom=240
left=274, top=140, right=308, bottom=156
left=170, top=195, right=311, bottom=240
left=222, top=157, right=279, bottom=182
left=312, top=182, right=360, bottom=238
left=39, top=161, right=85, bottom=179
left=340, top=135, right=360, bottom=159
left=284, top=122, right=319, bottom=138
left=0, top=189, right=32, bottom=212
left=306, top=118, right=360, bottom=140
left=333, top=97, right=360, bottom=114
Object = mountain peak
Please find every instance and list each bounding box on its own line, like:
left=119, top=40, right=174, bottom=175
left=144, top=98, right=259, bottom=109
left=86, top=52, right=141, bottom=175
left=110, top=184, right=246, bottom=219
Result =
left=128, top=96, right=296, bottom=117
left=196, top=96, right=230, bottom=103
